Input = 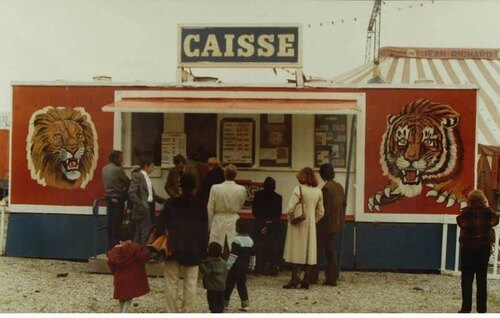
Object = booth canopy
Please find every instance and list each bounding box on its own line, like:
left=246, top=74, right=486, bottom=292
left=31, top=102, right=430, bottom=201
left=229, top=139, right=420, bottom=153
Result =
left=102, top=94, right=361, bottom=114
left=332, top=46, right=500, bottom=146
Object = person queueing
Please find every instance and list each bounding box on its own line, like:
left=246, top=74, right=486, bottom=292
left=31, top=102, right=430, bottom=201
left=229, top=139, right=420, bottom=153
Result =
left=207, top=164, right=247, bottom=253
left=107, top=231, right=151, bottom=313
left=457, top=189, right=499, bottom=313
left=164, top=154, right=186, bottom=199
left=128, top=156, right=164, bottom=247
left=309, top=163, right=345, bottom=286
left=102, top=150, right=130, bottom=249
left=224, top=218, right=256, bottom=312
left=282, top=167, right=324, bottom=289
left=156, top=173, right=208, bottom=313
left=200, top=242, right=228, bottom=313
left=252, top=176, right=282, bottom=276
left=198, top=157, right=225, bottom=207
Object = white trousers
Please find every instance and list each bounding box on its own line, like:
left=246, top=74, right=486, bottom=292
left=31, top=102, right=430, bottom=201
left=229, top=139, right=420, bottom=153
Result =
left=163, top=261, right=199, bottom=313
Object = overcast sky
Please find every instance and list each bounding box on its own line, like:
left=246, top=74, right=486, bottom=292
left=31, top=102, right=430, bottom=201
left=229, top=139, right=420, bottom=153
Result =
left=0, top=0, right=499, bottom=114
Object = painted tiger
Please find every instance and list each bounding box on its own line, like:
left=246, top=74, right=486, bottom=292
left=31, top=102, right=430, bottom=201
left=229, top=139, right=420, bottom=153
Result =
left=368, top=99, right=470, bottom=212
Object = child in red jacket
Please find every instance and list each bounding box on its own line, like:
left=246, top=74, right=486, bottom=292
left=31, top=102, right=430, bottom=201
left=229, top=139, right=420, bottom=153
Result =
left=107, top=233, right=151, bottom=313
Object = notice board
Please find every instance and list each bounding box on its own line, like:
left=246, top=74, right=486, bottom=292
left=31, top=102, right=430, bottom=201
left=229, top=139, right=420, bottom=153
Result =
left=259, top=114, right=291, bottom=167
left=220, top=118, right=255, bottom=167
left=314, top=115, right=347, bottom=168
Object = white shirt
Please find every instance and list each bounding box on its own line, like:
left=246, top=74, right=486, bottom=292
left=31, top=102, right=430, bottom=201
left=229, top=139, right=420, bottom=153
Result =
left=140, top=170, right=153, bottom=202
left=207, top=180, right=247, bottom=228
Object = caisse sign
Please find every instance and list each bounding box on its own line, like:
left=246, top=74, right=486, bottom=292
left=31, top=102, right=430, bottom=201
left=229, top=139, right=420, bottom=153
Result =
left=178, top=25, right=301, bottom=67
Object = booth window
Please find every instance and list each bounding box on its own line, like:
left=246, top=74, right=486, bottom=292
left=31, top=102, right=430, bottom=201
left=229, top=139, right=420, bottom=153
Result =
left=131, top=113, right=163, bottom=165
left=185, top=114, right=217, bottom=162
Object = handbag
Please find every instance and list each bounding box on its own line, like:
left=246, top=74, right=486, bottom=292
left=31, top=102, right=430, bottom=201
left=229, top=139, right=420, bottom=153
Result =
left=147, top=225, right=170, bottom=261
left=290, top=186, right=306, bottom=225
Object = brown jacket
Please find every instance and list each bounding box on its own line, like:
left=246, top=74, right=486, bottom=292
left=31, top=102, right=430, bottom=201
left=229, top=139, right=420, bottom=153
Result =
left=316, top=179, right=345, bottom=234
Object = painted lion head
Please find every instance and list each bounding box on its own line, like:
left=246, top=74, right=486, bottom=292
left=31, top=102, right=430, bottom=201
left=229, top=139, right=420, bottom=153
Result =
left=380, top=99, right=461, bottom=197
left=27, top=106, right=99, bottom=189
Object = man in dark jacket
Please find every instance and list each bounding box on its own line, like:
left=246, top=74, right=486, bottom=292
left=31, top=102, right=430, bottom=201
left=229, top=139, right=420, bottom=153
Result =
left=309, top=163, right=345, bottom=286
left=156, top=173, right=208, bottom=313
left=251, top=177, right=282, bottom=276
left=102, top=150, right=130, bottom=249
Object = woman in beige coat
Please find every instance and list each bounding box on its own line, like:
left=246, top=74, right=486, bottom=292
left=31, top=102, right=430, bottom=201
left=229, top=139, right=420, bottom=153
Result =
left=283, top=167, right=324, bottom=289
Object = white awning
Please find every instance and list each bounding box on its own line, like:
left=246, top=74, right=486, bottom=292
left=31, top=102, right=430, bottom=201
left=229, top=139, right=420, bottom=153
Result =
left=332, top=46, right=500, bottom=146
left=102, top=96, right=360, bottom=114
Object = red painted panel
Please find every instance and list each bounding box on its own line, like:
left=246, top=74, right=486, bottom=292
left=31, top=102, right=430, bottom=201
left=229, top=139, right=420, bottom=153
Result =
left=0, top=129, right=8, bottom=180
left=10, top=86, right=117, bottom=206
left=363, top=88, right=476, bottom=214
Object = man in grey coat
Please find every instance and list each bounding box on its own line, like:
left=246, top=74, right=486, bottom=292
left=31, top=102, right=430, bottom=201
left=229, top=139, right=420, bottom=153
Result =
left=128, top=156, right=164, bottom=247
left=102, top=150, right=130, bottom=249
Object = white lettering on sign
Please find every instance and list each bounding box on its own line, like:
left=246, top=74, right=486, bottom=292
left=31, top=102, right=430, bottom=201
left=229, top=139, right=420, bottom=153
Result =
left=182, top=33, right=296, bottom=58
left=183, top=34, right=200, bottom=57
left=277, top=34, right=295, bottom=57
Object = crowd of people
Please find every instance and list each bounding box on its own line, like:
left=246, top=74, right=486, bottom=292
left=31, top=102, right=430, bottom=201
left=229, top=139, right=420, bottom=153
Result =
left=102, top=150, right=499, bottom=313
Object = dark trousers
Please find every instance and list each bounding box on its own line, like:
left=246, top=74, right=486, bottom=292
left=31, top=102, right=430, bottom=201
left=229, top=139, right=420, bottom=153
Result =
left=224, top=267, right=248, bottom=302
left=207, top=290, right=225, bottom=313
left=460, top=246, right=491, bottom=313
left=254, top=222, right=281, bottom=274
left=106, top=198, right=125, bottom=249
left=310, top=231, right=338, bottom=284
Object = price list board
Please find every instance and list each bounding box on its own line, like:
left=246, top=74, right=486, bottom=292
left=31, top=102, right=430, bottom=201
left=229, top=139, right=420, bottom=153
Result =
left=314, top=115, right=347, bottom=168
left=220, top=118, right=255, bottom=167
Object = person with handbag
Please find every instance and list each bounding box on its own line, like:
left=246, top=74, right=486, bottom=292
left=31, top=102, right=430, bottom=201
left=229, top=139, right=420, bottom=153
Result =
left=251, top=176, right=283, bottom=276
left=282, top=167, right=324, bottom=289
left=156, top=173, right=209, bottom=313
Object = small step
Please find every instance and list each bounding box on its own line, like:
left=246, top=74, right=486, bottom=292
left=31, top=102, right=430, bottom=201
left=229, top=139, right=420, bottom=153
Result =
left=88, top=254, right=165, bottom=277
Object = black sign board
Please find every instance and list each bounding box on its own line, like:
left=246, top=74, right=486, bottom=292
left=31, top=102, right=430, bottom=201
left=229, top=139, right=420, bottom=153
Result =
left=178, top=25, right=301, bottom=67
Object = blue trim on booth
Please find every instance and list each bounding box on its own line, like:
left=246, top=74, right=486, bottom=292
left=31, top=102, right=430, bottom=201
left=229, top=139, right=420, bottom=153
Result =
left=6, top=213, right=108, bottom=260
left=5, top=214, right=451, bottom=270
left=355, top=222, right=444, bottom=270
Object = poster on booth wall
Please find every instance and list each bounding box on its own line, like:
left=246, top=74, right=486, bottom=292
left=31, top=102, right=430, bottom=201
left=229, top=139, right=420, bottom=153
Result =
left=364, top=89, right=477, bottom=215
left=220, top=118, right=255, bottom=167
left=10, top=85, right=117, bottom=207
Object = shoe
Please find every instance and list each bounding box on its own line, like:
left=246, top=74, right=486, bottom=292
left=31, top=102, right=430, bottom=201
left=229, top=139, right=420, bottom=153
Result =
left=457, top=309, right=470, bottom=313
left=283, top=281, right=299, bottom=289
left=240, top=300, right=249, bottom=312
left=299, top=282, right=310, bottom=289
left=323, top=280, right=338, bottom=286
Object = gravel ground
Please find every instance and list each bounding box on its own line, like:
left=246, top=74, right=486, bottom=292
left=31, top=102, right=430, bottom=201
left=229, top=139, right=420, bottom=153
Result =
left=1, top=256, right=500, bottom=313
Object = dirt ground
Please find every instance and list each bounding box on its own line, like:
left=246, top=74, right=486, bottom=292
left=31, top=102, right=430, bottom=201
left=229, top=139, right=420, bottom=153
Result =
left=0, top=256, right=499, bottom=313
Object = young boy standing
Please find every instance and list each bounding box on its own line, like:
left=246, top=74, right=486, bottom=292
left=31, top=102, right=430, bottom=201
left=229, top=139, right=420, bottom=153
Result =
left=224, top=218, right=256, bottom=312
left=200, top=242, right=228, bottom=313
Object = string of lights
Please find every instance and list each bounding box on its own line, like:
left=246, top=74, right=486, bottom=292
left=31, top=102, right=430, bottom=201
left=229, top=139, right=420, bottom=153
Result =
left=305, top=0, right=435, bottom=29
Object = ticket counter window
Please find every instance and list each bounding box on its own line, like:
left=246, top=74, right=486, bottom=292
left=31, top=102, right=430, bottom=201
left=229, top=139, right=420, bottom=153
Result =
left=131, top=113, right=163, bottom=165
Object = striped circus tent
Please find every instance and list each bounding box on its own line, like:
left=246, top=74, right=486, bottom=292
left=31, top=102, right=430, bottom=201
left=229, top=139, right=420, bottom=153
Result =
left=331, top=47, right=500, bottom=146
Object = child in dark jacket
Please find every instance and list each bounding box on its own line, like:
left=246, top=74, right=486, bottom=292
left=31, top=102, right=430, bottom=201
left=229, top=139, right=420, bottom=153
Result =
left=200, top=242, right=228, bottom=313
left=224, top=218, right=256, bottom=312
left=107, top=232, right=151, bottom=313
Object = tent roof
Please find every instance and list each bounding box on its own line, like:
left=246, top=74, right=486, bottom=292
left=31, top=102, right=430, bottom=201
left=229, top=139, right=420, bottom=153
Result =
left=331, top=47, right=500, bottom=146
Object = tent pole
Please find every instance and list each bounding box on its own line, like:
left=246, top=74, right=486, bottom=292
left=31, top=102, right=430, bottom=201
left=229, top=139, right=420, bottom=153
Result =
left=336, top=114, right=356, bottom=279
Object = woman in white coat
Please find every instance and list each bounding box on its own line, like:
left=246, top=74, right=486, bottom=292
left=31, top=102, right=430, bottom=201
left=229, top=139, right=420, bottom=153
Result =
left=283, top=167, right=324, bottom=289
